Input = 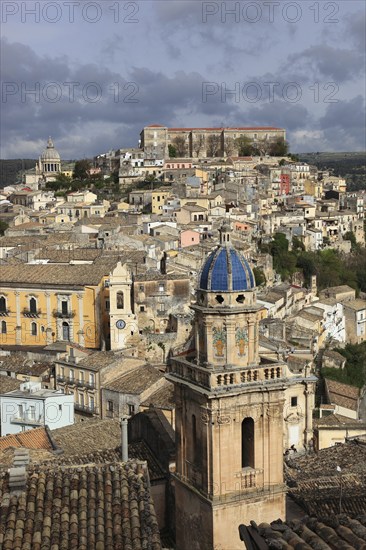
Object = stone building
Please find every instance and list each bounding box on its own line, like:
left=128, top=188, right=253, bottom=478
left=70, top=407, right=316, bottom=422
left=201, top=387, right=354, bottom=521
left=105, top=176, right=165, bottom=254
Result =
left=140, top=125, right=286, bottom=159
left=23, top=137, right=62, bottom=187
left=166, top=226, right=314, bottom=550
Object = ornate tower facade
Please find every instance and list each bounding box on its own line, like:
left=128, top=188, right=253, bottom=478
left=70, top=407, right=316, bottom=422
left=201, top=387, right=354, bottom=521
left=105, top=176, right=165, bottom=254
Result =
left=109, top=262, right=137, bottom=350
left=167, top=227, right=289, bottom=550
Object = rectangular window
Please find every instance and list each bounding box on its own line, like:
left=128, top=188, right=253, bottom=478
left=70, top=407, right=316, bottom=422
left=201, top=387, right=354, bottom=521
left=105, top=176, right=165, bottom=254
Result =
left=79, top=393, right=84, bottom=406
left=128, top=404, right=135, bottom=416
left=89, top=396, right=95, bottom=411
left=291, top=396, right=298, bottom=407
left=89, top=373, right=95, bottom=386
left=79, top=371, right=84, bottom=382
left=107, top=400, right=114, bottom=412
left=140, top=305, right=145, bottom=312
left=61, top=300, right=68, bottom=315
left=69, top=369, right=74, bottom=381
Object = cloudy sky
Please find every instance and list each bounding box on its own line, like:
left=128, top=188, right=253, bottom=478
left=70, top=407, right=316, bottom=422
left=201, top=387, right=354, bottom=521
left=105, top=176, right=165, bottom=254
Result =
left=1, top=0, right=365, bottom=158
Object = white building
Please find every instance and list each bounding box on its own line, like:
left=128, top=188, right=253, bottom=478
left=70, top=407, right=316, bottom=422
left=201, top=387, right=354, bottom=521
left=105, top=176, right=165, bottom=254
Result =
left=0, top=381, right=74, bottom=436
left=315, top=299, right=346, bottom=343
left=305, top=228, right=323, bottom=251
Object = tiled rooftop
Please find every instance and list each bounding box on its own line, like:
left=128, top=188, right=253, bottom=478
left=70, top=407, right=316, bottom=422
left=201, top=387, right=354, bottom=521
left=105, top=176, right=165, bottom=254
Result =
left=324, top=378, right=360, bottom=411
left=50, top=419, right=121, bottom=456
left=141, top=381, right=175, bottom=410
left=0, top=376, right=21, bottom=394
left=240, top=514, right=366, bottom=549
left=0, top=262, right=117, bottom=287
left=0, top=427, right=53, bottom=452
left=0, top=461, right=161, bottom=550
left=104, top=365, right=163, bottom=394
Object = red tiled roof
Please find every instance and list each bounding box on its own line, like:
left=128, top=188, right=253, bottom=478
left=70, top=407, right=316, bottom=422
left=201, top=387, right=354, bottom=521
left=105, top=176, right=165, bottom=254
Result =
left=168, top=126, right=283, bottom=131
left=0, top=427, right=53, bottom=451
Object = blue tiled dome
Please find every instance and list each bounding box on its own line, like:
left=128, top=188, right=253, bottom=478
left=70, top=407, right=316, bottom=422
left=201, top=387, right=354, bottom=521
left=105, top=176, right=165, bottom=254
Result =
left=199, top=247, right=256, bottom=292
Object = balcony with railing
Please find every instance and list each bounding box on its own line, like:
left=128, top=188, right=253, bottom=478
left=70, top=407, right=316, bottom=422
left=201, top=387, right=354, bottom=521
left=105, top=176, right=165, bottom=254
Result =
left=167, top=357, right=284, bottom=392
left=52, top=309, right=76, bottom=319
left=57, top=375, right=95, bottom=390
left=0, top=309, right=10, bottom=317
left=74, top=403, right=98, bottom=415
left=11, top=414, right=44, bottom=426
left=22, top=308, right=41, bottom=318
left=235, top=468, right=264, bottom=491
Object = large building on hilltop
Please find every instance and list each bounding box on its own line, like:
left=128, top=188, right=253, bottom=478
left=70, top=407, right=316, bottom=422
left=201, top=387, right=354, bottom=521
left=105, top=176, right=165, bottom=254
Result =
left=166, top=225, right=315, bottom=550
left=23, top=137, right=63, bottom=188
left=140, top=124, right=286, bottom=159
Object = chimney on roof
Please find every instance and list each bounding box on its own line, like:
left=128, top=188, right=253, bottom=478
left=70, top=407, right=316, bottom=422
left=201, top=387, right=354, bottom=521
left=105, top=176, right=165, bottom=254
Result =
left=9, top=449, right=29, bottom=495
left=121, top=417, right=129, bottom=462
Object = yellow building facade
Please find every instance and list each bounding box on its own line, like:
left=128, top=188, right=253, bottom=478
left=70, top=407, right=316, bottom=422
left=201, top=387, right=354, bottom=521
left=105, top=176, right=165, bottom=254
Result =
left=0, top=264, right=112, bottom=349
left=151, top=188, right=171, bottom=215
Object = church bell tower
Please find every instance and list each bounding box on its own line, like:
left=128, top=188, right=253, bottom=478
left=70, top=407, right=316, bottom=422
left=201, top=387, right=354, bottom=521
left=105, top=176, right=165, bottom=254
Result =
left=167, top=226, right=288, bottom=550
left=109, top=262, right=137, bottom=350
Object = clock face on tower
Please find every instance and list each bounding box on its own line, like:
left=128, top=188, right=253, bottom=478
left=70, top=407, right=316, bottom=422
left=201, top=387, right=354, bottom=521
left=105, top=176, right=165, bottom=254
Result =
left=116, top=319, right=126, bottom=329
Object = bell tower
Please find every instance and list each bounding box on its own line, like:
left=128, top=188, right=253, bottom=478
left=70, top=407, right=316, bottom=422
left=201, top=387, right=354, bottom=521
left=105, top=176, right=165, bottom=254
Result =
left=109, top=262, right=137, bottom=350
left=167, top=226, right=288, bottom=550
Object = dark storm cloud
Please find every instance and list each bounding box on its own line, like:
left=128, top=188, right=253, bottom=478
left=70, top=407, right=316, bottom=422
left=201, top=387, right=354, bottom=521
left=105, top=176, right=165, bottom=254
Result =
left=343, top=9, right=366, bottom=49
left=1, top=0, right=365, bottom=158
left=1, top=39, right=241, bottom=157
left=319, top=95, right=366, bottom=150
left=245, top=101, right=312, bottom=131
left=288, top=45, right=365, bottom=83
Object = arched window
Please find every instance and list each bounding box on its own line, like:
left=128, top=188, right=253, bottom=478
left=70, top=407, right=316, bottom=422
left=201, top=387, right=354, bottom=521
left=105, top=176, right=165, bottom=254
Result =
left=31, top=322, right=37, bottom=336
left=116, top=291, right=124, bottom=310
left=29, top=297, right=37, bottom=314
left=241, top=417, right=255, bottom=468
left=62, top=322, right=70, bottom=341
left=0, top=296, right=6, bottom=313
left=1, top=321, right=6, bottom=334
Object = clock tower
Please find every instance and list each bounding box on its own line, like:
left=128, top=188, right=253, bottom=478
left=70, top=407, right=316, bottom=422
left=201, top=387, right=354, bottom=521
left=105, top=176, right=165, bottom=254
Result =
left=109, top=262, right=137, bottom=350
left=166, top=226, right=289, bottom=550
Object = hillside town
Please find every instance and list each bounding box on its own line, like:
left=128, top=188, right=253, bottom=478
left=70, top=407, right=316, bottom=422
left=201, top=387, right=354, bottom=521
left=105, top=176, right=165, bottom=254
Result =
left=0, top=126, right=365, bottom=549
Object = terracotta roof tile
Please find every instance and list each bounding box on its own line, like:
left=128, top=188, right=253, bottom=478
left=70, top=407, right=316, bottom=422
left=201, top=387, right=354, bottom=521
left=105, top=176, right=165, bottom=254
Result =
left=104, top=365, right=163, bottom=394
left=1, top=262, right=116, bottom=287
left=241, top=515, right=366, bottom=549
left=0, top=461, right=161, bottom=550
left=0, top=427, right=53, bottom=451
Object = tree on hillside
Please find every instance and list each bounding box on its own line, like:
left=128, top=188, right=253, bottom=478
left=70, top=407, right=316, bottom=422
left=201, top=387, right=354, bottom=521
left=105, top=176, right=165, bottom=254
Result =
left=252, top=138, right=273, bottom=157
left=168, top=144, right=177, bottom=158
left=73, top=159, right=91, bottom=180
left=193, top=134, right=205, bottom=157
left=344, top=231, right=357, bottom=250
left=224, top=137, right=235, bottom=157
left=0, top=220, right=8, bottom=236
left=235, top=136, right=253, bottom=156
left=172, top=136, right=187, bottom=157
left=207, top=135, right=221, bottom=157
left=269, top=138, right=289, bottom=157
left=253, top=267, right=266, bottom=286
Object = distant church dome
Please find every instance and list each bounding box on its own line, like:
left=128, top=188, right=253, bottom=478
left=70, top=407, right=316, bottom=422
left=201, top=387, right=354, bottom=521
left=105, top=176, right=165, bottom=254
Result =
left=41, top=137, right=61, bottom=161
left=199, top=226, right=256, bottom=292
